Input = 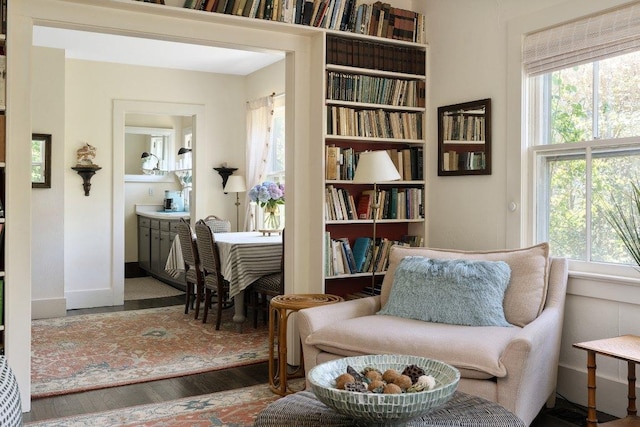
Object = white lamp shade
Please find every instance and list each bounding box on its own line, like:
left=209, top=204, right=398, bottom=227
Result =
left=224, top=175, right=247, bottom=193
left=353, top=150, right=401, bottom=183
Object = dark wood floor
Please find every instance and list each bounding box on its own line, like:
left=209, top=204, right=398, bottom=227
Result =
left=25, top=296, right=615, bottom=426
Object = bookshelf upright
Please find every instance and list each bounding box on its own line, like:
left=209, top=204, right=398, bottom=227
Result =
left=0, top=0, right=7, bottom=354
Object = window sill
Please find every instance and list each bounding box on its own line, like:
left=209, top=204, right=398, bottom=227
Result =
left=567, top=269, right=640, bottom=305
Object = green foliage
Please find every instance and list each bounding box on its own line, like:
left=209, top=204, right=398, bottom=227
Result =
left=604, top=182, right=640, bottom=267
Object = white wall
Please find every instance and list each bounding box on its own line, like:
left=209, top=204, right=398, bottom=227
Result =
left=420, top=0, right=640, bottom=418
left=31, top=47, right=67, bottom=319
left=33, top=57, right=246, bottom=311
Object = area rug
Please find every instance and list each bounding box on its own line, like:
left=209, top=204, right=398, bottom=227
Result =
left=124, top=277, right=184, bottom=301
left=25, top=380, right=305, bottom=427
left=31, top=305, right=268, bottom=398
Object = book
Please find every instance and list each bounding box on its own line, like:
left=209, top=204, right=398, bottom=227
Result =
left=0, top=278, right=3, bottom=326
left=352, top=237, right=371, bottom=272
left=325, top=145, right=340, bottom=180
left=301, top=0, right=315, bottom=25
left=339, top=238, right=357, bottom=274
left=356, top=193, right=370, bottom=219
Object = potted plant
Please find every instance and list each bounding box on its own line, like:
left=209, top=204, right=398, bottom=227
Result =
left=605, top=182, right=640, bottom=267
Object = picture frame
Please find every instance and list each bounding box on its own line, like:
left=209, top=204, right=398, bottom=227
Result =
left=437, top=98, right=492, bottom=176
left=32, top=133, right=52, bottom=188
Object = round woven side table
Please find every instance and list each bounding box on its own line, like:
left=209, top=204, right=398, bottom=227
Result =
left=269, top=293, right=343, bottom=396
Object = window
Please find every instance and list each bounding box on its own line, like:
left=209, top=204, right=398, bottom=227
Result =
left=265, top=96, right=285, bottom=183
left=254, top=95, right=285, bottom=228
left=527, top=39, right=640, bottom=269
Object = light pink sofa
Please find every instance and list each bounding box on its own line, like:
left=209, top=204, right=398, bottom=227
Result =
left=298, top=244, right=568, bottom=426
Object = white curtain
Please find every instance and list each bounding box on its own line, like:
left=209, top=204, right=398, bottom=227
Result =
left=523, top=2, right=640, bottom=76
left=244, top=94, right=274, bottom=231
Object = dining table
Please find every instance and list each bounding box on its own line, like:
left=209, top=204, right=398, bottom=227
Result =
left=165, top=230, right=283, bottom=331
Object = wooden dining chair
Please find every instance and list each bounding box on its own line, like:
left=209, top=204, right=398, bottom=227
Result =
left=248, top=228, right=285, bottom=328
left=176, top=218, right=205, bottom=319
left=194, top=219, right=233, bottom=330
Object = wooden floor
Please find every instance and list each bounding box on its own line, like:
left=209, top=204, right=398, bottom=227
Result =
left=24, top=296, right=614, bottom=426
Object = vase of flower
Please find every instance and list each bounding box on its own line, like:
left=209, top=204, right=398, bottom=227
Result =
left=248, top=181, right=285, bottom=231
left=263, top=204, right=281, bottom=230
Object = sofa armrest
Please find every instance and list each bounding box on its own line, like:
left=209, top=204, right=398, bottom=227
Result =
left=298, top=296, right=380, bottom=373
left=496, top=258, right=568, bottom=425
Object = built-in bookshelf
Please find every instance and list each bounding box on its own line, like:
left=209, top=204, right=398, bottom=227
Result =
left=138, top=0, right=425, bottom=44
left=0, top=0, right=7, bottom=354
left=323, top=32, right=426, bottom=299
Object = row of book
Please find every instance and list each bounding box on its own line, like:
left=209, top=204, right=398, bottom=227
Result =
left=442, top=114, right=486, bottom=142
left=181, top=0, right=425, bottom=44
left=325, top=185, right=423, bottom=221
left=325, top=233, right=423, bottom=276
left=442, top=151, right=486, bottom=172
left=326, top=72, right=425, bottom=108
left=327, top=106, right=423, bottom=140
left=327, top=36, right=425, bottom=75
left=326, top=146, right=423, bottom=181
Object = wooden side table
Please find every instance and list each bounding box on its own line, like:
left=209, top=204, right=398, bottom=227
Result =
left=573, top=335, right=640, bottom=426
left=268, top=293, right=343, bottom=396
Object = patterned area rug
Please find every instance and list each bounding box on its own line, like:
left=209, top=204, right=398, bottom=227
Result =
left=25, top=380, right=305, bottom=427
left=31, top=306, right=268, bottom=398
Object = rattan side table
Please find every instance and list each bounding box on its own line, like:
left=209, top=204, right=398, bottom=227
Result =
left=268, top=293, right=343, bottom=396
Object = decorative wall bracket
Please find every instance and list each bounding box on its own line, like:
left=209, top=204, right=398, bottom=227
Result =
left=72, top=166, right=101, bottom=196
left=213, top=166, right=237, bottom=189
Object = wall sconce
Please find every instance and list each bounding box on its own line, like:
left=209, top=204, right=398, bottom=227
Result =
left=177, top=147, right=192, bottom=155
left=141, top=152, right=160, bottom=171
left=213, top=165, right=237, bottom=189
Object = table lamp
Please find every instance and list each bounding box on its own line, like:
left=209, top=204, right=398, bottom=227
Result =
left=224, top=175, right=247, bottom=231
left=353, top=150, right=401, bottom=294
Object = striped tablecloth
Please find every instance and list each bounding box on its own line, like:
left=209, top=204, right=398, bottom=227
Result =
left=165, top=231, right=282, bottom=298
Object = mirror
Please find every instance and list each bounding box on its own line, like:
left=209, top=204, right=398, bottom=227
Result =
left=32, top=133, right=51, bottom=188
left=124, top=126, right=173, bottom=175
left=124, top=113, right=193, bottom=183
left=437, top=98, right=492, bottom=176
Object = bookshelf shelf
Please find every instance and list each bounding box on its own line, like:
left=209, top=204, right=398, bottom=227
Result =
left=326, top=64, right=426, bottom=80
left=323, top=30, right=427, bottom=299
left=326, top=271, right=385, bottom=280
left=326, top=100, right=425, bottom=113
left=325, top=180, right=425, bottom=185
left=325, top=135, right=423, bottom=144
left=326, top=218, right=424, bottom=225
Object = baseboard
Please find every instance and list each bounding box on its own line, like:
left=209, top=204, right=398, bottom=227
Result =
left=557, top=364, right=639, bottom=419
left=32, top=297, right=67, bottom=319
left=64, top=288, right=115, bottom=310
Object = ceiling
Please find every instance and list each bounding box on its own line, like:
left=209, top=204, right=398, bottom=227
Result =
left=32, top=26, right=285, bottom=75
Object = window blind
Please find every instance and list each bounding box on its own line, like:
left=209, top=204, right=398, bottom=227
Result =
left=523, top=2, right=640, bottom=76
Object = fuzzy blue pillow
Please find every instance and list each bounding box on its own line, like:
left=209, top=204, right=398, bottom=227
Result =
left=377, top=257, right=513, bottom=327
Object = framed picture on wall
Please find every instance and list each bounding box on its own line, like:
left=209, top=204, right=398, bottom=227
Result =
left=32, top=133, right=52, bottom=188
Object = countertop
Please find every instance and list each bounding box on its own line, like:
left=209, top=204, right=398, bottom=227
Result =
left=135, top=204, right=190, bottom=220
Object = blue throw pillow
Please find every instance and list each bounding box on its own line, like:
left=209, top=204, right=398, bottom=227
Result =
left=377, top=257, right=513, bottom=327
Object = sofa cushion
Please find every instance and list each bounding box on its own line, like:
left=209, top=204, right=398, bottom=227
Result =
left=377, top=257, right=512, bottom=327
left=380, top=243, right=550, bottom=327
left=305, top=314, right=521, bottom=378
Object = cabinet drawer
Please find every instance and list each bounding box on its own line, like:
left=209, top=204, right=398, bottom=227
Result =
left=139, top=217, right=151, bottom=228
left=150, top=219, right=160, bottom=229
left=160, top=221, right=170, bottom=231
left=169, top=220, right=185, bottom=233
